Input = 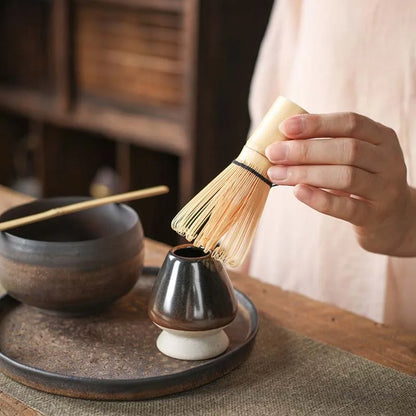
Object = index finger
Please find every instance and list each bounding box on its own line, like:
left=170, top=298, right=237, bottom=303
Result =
left=279, top=112, right=395, bottom=145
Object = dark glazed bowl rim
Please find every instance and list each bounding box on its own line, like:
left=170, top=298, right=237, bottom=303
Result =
left=169, top=244, right=211, bottom=260
left=0, top=196, right=139, bottom=247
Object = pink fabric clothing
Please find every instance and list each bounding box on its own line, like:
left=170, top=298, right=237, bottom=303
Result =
left=248, top=0, right=416, bottom=329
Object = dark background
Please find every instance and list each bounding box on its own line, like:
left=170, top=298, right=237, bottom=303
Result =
left=0, top=0, right=273, bottom=244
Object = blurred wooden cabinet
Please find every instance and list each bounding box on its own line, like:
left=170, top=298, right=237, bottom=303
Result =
left=0, top=0, right=272, bottom=244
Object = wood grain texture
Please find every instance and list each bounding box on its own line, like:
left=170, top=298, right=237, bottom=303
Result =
left=51, top=0, right=71, bottom=112
left=107, top=226, right=416, bottom=376
left=75, top=2, right=185, bottom=108
left=0, top=392, right=43, bottom=416
left=80, top=0, right=184, bottom=12
left=0, top=0, right=274, bottom=246
left=1, top=186, right=415, bottom=371
left=229, top=271, right=416, bottom=376
left=0, top=185, right=415, bottom=413
left=0, top=87, right=186, bottom=156
left=0, top=0, right=52, bottom=92
left=141, top=236, right=416, bottom=375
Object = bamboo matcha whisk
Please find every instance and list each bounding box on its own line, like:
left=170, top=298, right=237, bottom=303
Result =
left=172, top=96, right=307, bottom=267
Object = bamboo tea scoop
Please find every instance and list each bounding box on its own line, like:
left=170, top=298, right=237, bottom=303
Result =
left=0, top=185, right=169, bottom=232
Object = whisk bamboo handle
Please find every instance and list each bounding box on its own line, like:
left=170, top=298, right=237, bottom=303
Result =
left=245, top=96, right=308, bottom=155
left=0, top=185, right=169, bottom=232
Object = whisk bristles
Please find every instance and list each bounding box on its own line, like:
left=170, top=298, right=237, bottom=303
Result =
left=171, top=146, right=271, bottom=267
left=171, top=96, right=307, bottom=267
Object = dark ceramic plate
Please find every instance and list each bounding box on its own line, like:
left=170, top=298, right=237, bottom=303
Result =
left=0, top=268, right=258, bottom=400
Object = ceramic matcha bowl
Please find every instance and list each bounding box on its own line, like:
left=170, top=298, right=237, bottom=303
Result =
left=0, top=197, right=144, bottom=315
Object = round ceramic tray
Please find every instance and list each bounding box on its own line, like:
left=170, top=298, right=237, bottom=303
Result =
left=0, top=268, right=258, bottom=400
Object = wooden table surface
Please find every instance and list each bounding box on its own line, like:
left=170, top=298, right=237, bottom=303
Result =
left=0, top=185, right=415, bottom=415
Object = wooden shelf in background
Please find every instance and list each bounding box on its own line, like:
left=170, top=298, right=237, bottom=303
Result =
left=80, top=0, right=185, bottom=13
left=0, top=0, right=274, bottom=244
left=0, top=86, right=187, bottom=155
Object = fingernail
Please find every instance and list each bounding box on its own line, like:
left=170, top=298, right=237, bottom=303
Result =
left=268, top=166, right=287, bottom=181
left=265, top=143, right=288, bottom=162
left=279, top=116, right=305, bottom=136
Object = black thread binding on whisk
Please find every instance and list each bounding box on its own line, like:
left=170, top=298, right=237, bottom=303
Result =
left=232, top=160, right=273, bottom=187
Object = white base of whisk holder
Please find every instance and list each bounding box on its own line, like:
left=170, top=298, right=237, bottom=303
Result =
left=156, top=326, right=230, bottom=360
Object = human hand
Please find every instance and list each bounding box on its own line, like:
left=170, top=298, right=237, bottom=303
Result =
left=266, top=112, right=416, bottom=256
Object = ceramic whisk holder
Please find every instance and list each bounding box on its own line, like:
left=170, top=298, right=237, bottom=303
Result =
left=148, top=244, right=238, bottom=360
